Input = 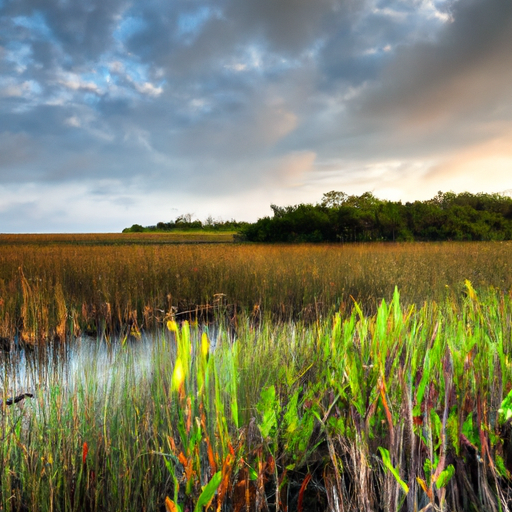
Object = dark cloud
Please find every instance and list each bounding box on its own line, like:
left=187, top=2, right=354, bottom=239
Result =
left=226, top=0, right=343, bottom=54
left=125, top=0, right=364, bottom=80
left=0, top=131, right=41, bottom=180
left=353, top=0, right=512, bottom=146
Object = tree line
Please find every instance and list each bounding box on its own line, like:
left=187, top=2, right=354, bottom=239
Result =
left=240, top=191, right=512, bottom=242
left=123, top=214, right=249, bottom=233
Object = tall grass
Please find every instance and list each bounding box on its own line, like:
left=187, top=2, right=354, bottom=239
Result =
left=1, top=240, right=512, bottom=341
left=1, top=286, right=512, bottom=511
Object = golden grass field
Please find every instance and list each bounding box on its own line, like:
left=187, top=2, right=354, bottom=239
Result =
left=0, top=231, right=236, bottom=245
left=0, top=235, right=511, bottom=342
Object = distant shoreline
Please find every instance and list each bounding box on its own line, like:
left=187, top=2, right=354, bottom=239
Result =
left=0, top=232, right=236, bottom=245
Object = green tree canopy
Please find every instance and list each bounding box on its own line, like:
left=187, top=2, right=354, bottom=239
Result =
left=241, top=191, right=512, bottom=243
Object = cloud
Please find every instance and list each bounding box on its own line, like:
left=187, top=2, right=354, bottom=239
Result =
left=0, top=77, right=38, bottom=98
left=174, top=97, right=298, bottom=160
left=58, top=72, right=103, bottom=94
left=352, top=0, right=512, bottom=150
left=1, top=0, right=511, bottom=231
left=2, top=0, right=127, bottom=63
left=423, top=128, right=512, bottom=190
left=0, top=131, right=41, bottom=180
left=225, top=0, right=342, bottom=54
left=270, top=151, right=317, bottom=187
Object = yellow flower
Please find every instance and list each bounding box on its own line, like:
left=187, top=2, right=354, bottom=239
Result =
left=201, top=332, right=209, bottom=358
left=172, top=357, right=185, bottom=391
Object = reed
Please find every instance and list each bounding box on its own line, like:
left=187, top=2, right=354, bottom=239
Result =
left=0, top=286, right=511, bottom=511
left=1, top=240, right=512, bottom=342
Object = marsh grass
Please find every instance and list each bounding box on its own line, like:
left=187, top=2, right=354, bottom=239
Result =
left=0, top=233, right=235, bottom=245
left=1, top=240, right=512, bottom=342
left=1, top=285, right=512, bottom=511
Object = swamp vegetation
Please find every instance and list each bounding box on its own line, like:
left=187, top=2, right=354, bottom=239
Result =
left=0, top=238, right=512, bottom=510
left=0, top=237, right=511, bottom=341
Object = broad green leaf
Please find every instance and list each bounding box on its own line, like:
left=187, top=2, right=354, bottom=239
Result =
left=257, top=386, right=279, bottom=438
left=431, top=411, right=442, bottom=450
left=259, top=410, right=277, bottom=439
left=193, top=471, right=222, bottom=512
left=462, top=414, right=479, bottom=447
left=378, top=447, right=409, bottom=494
left=283, top=390, right=300, bottom=434
left=446, top=408, right=460, bottom=456
left=435, top=464, right=455, bottom=488
left=498, top=388, right=512, bottom=424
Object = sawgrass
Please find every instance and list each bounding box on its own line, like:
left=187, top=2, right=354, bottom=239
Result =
left=0, top=232, right=235, bottom=245
left=1, top=237, right=512, bottom=509
left=0, top=240, right=512, bottom=342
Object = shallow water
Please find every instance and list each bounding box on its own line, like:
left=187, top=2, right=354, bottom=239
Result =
left=0, top=324, right=229, bottom=407
left=0, top=333, right=168, bottom=407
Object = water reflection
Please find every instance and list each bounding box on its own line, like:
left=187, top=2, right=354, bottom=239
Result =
left=0, top=325, right=228, bottom=407
left=0, top=333, right=168, bottom=407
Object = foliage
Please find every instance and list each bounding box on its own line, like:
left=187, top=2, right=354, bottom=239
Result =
left=1, top=287, right=512, bottom=510
left=241, top=190, right=512, bottom=242
left=123, top=215, right=249, bottom=233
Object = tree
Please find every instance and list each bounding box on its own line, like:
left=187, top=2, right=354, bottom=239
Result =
left=320, top=191, right=348, bottom=208
left=123, top=224, right=145, bottom=233
left=377, top=202, right=406, bottom=241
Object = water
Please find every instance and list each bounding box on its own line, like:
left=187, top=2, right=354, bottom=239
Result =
left=0, top=333, right=164, bottom=408
left=0, top=324, right=229, bottom=407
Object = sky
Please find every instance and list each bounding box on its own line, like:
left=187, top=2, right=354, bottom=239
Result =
left=1, top=0, right=512, bottom=232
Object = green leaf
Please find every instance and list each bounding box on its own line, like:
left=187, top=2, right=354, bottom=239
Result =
left=260, top=410, right=277, bottom=439
left=327, top=416, right=345, bottom=436
left=498, top=388, right=512, bottom=424
left=435, top=464, right=455, bottom=489
left=163, top=456, right=175, bottom=477
left=378, top=447, right=409, bottom=494
left=257, top=386, right=279, bottom=438
left=283, top=390, right=300, bottom=434
left=287, top=409, right=316, bottom=462
left=446, top=408, right=460, bottom=456
left=193, top=471, right=222, bottom=512
left=423, top=458, right=432, bottom=486
left=413, top=350, right=431, bottom=417
left=431, top=411, right=442, bottom=450
left=227, top=346, right=240, bottom=429
left=248, top=466, right=258, bottom=481
left=462, top=414, right=479, bottom=447
left=495, top=454, right=509, bottom=478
